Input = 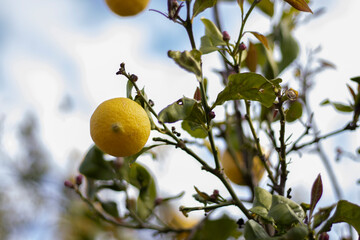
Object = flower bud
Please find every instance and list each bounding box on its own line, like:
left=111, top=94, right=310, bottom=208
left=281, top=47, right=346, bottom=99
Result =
left=154, top=198, right=163, bottom=206
left=239, top=42, right=247, bottom=51
left=286, top=88, right=298, bottom=101
left=208, top=111, right=216, bottom=120
left=75, top=175, right=83, bottom=186
left=148, top=99, right=154, bottom=107
left=130, top=74, right=138, bottom=82
left=64, top=180, right=74, bottom=189
left=319, top=232, right=329, bottom=240
left=222, top=31, right=230, bottom=42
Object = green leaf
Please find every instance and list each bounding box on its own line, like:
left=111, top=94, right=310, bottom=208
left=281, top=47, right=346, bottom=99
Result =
left=283, top=0, right=313, bottom=13
left=126, top=80, right=134, bottom=99
left=192, top=214, right=242, bottom=240
left=199, top=18, right=227, bottom=54
left=137, top=179, right=157, bottom=220
left=181, top=120, right=208, bottom=138
left=279, top=225, right=308, bottom=240
left=97, top=181, right=127, bottom=192
left=168, top=50, right=202, bottom=77
left=128, top=162, right=152, bottom=190
left=277, top=20, right=299, bottom=73
left=312, top=204, right=336, bottom=229
left=126, top=144, right=163, bottom=164
left=250, top=206, right=274, bottom=223
left=126, top=162, right=157, bottom=220
left=244, top=220, right=270, bottom=240
left=286, top=100, right=303, bottom=122
left=250, top=187, right=274, bottom=222
left=246, top=0, right=274, bottom=17
left=100, top=201, right=120, bottom=218
left=193, top=0, right=217, bottom=19
left=253, top=187, right=272, bottom=210
left=321, top=99, right=354, bottom=113
left=350, top=76, right=360, bottom=84
left=212, top=72, right=282, bottom=108
left=268, top=195, right=305, bottom=226
left=79, top=145, right=116, bottom=180
left=134, top=88, right=157, bottom=130
left=158, top=97, right=206, bottom=124
left=200, top=36, right=223, bottom=54
left=319, top=200, right=360, bottom=235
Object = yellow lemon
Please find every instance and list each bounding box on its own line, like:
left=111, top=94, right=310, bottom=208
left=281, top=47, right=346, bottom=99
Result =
left=221, top=150, right=265, bottom=186
left=105, top=0, right=150, bottom=17
left=90, top=97, right=151, bottom=157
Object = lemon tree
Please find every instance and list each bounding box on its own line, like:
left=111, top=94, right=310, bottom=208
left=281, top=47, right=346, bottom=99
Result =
left=90, top=97, right=151, bottom=157
left=65, top=1, right=360, bottom=239
left=221, top=150, right=265, bottom=186
left=105, top=0, right=150, bottom=17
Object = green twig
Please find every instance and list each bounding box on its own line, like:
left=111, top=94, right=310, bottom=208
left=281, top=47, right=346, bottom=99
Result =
left=245, top=101, right=277, bottom=186
left=276, top=99, right=288, bottom=196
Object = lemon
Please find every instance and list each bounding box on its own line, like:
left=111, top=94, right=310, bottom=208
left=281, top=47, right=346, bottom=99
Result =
left=105, top=0, right=150, bottom=17
left=221, top=150, right=265, bottom=186
left=90, top=97, right=151, bottom=157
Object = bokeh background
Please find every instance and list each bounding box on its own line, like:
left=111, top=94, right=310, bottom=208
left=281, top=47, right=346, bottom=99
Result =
left=0, top=0, right=359, bottom=239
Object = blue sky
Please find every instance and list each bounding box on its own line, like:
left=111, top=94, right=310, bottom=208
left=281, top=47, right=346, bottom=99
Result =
left=0, top=0, right=359, bottom=239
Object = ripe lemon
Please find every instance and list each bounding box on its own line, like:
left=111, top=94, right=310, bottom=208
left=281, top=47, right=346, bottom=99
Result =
left=105, top=0, right=150, bottom=17
left=90, top=97, right=151, bottom=157
left=221, top=150, right=265, bottom=186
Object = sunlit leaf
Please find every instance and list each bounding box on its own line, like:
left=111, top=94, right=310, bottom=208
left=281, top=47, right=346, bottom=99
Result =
left=182, top=120, right=208, bottom=138
left=212, top=72, right=282, bottom=108
left=284, top=0, right=313, bottom=13
left=193, top=0, right=217, bottom=19
left=168, top=50, right=202, bottom=77
left=200, top=17, right=227, bottom=54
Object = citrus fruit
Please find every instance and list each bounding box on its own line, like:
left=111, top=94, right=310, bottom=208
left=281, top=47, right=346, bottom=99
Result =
left=220, top=150, right=265, bottom=186
left=105, top=0, right=150, bottom=17
left=90, top=97, right=151, bottom=157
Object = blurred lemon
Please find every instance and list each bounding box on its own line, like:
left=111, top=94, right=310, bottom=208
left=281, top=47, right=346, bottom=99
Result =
left=221, top=150, right=265, bottom=186
left=105, top=0, right=150, bottom=17
left=90, top=97, right=151, bottom=157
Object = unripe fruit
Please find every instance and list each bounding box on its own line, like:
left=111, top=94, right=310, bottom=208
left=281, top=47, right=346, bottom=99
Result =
left=105, top=0, right=151, bottom=17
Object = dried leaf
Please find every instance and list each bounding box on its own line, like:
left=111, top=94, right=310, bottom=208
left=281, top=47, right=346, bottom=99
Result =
left=284, top=0, right=313, bottom=13
left=249, top=31, right=269, bottom=49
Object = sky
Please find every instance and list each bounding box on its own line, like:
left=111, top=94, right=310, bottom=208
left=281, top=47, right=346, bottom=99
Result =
left=0, top=0, right=359, bottom=239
